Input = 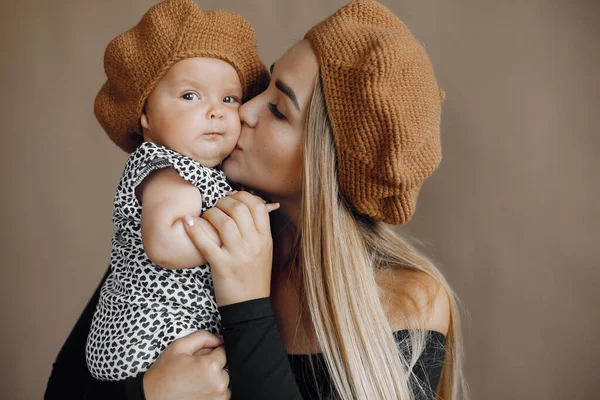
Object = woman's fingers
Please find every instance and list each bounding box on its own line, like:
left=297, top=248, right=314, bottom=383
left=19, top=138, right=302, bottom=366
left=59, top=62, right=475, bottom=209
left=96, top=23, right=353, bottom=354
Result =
left=266, top=203, right=280, bottom=212
left=182, top=191, right=276, bottom=306
left=224, top=191, right=277, bottom=237
left=182, top=215, right=225, bottom=266
left=143, top=330, right=230, bottom=400
left=219, top=371, right=231, bottom=399
left=194, top=345, right=229, bottom=397
left=215, top=195, right=261, bottom=240
left=170, top=329, right=223, bottom=356
left=200, top=345, right=227, bottom=370
left=193, top=344, right=229, bottom=395
left=200, top=205, right=244, bottom=250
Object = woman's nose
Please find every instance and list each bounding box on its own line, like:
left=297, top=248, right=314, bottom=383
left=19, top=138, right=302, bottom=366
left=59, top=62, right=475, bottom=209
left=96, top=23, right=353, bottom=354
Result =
left=239, top=96, right=259, bottom=128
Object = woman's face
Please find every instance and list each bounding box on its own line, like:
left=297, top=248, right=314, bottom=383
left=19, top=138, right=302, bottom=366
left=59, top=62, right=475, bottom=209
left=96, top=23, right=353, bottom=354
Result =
left=223, top=40, right=319, bottom=204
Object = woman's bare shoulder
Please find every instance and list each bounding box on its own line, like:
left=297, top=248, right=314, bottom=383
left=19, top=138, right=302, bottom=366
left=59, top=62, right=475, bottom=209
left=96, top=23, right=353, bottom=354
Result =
left=376, top=268, right=450, bottom=336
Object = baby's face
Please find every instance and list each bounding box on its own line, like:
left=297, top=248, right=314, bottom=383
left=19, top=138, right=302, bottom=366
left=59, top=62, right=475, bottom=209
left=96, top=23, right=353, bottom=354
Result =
left=141, top=57, right=242, bottom=167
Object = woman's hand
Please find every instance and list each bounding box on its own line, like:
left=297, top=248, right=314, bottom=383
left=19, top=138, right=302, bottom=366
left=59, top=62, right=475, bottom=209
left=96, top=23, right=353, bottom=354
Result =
left=182, top=191, right=279, bottom=306
left=143, top=330, right=230, bottom=400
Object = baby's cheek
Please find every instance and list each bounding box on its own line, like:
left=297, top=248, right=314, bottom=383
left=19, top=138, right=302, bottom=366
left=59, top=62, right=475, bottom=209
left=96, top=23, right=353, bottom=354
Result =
left=233, top=114, right=242, bottom=133
left=231, top=110, right=242, bottom=127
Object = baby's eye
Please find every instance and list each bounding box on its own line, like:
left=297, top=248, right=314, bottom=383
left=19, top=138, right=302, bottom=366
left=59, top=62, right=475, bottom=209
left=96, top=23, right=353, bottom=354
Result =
left=182, top=92, right=200, bottom=101
left=223, top=96, right=240, bottom=104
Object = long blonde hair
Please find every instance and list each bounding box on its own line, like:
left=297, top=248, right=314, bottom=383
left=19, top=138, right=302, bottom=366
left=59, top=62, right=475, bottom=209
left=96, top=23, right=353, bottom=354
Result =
left=292, top=75, right=467, bottom=399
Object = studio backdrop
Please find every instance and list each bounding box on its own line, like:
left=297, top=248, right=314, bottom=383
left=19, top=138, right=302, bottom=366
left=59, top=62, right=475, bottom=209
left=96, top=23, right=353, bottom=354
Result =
left=0, top=0, right=598, bottom=399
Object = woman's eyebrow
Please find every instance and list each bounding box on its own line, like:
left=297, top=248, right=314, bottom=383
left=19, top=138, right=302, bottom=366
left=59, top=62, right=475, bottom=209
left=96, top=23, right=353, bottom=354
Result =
left=275, top=80, right=300, bottom=111
left=270, top=62, right=300, bottom=112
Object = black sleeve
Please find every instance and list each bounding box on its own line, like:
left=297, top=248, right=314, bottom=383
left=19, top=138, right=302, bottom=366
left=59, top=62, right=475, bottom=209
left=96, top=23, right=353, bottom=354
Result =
left=220, top=298, right=447, bottom=400
left=44, top=267, right=145, bottom=400
left=219, top=297, right=303, bottom=400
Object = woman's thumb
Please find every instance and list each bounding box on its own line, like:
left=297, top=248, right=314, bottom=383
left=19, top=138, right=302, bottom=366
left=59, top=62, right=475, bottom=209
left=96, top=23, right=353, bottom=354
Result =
left=172, top=330, right=223, bottom=355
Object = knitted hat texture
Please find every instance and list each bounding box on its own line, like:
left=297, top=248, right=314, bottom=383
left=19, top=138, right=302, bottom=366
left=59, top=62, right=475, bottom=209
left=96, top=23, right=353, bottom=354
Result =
left=305, top=0, right=444, bottom=224
left=95, top=0, right=269, bottom=153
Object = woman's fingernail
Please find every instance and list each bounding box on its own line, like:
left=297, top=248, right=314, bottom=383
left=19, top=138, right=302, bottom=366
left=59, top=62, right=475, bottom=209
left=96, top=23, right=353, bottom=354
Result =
left=266, top=203, right=280, bottom=212
left=226, top=190, right=238, bottom=196
left=184, top=215, right=195, bottom=227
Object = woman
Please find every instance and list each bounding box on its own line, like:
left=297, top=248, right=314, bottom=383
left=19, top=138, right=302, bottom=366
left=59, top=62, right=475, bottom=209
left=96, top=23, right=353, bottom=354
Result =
left=46, top=1, right=465, bottom=399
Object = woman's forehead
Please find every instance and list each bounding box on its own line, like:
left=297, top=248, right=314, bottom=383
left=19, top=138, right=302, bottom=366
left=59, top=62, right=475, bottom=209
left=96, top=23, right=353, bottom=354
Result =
left=271, top=40, right=319, bottom=102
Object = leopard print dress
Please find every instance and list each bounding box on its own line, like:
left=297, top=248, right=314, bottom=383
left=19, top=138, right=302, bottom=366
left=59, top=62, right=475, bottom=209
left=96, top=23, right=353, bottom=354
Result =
left=86, top=142, right=231, bottom=381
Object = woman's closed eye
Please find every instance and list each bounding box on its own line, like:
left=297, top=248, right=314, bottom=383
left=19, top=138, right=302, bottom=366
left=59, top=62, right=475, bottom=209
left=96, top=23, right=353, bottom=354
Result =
left=268, top=102, right=286, bottom=120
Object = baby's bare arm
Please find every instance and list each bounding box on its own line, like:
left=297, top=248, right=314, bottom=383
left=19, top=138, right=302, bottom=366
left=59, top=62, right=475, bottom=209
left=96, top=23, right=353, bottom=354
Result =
left=138, top=168, right=222, bottom=269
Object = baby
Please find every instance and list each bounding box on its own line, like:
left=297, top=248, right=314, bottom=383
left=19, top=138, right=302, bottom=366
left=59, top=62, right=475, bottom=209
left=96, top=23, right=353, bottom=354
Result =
left=85, top=0, right=269, bottom=381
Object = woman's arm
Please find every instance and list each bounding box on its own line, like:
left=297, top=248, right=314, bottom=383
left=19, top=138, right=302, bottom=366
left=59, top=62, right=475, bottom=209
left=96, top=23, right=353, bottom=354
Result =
left=182, top=192, right=447, bottom=400
left=219, top=298, right=303, bottom=400
left=182, top=191, right=302, bottom=399
left=217, top=298, right=446, bottom=400
left=139, top=168, right=222, bottom=269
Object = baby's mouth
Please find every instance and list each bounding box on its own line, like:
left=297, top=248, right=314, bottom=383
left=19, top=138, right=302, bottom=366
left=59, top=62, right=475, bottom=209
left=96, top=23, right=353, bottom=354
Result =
left=202, top=131, right=224, bottom=140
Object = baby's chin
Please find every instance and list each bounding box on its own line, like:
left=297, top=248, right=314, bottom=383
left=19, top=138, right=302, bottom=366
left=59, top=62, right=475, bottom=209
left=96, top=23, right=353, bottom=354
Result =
left=188, top=151, right=231, bottom=169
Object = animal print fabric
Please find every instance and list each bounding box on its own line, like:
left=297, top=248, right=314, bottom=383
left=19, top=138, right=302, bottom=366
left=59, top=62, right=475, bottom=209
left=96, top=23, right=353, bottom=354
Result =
left=86, top=142, right=231, bottom=381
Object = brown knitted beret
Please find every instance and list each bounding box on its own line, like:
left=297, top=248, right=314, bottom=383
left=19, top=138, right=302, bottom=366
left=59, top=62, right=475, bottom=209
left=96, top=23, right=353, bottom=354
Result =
left=305, top=0, right=444, bottom=225
left=95, top=0, right=269, bottom=153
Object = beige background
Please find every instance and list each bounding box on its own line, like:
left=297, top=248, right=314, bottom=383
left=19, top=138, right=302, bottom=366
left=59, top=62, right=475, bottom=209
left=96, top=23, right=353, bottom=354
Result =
left=1, top=0, right=598, bottom=399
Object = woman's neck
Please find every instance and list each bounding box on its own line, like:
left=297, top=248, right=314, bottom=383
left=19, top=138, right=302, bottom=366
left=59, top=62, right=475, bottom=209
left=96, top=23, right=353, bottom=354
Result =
left=269, top=224, right=321, bottom=354
left=270, top=212, right=298, bottom=272
left=273, top=195, right=301, bottom=228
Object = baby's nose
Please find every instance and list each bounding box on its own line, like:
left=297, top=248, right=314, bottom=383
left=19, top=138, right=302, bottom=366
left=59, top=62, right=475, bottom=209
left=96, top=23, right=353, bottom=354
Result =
left=209, top=107, right=224, bottom=119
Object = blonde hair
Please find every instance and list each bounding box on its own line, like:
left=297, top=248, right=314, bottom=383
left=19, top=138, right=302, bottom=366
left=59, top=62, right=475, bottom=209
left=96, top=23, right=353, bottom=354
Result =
left=292, top=75, right=467, bottom=399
